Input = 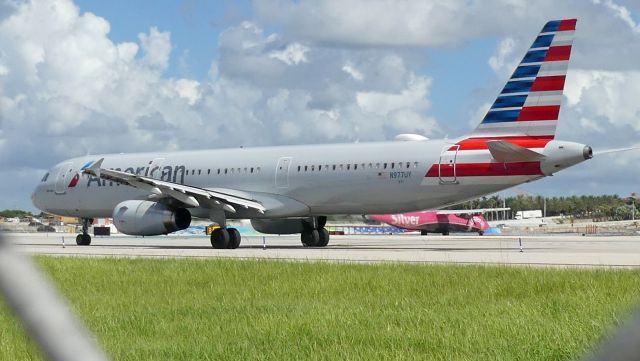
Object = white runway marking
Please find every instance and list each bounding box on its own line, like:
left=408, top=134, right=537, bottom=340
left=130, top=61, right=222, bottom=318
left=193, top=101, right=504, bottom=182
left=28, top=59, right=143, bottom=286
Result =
left=6, top=233, right=640, bottom=268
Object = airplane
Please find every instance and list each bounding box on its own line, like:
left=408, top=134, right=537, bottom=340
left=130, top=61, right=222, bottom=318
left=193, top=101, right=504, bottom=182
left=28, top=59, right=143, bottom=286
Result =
left=32, top=18, right=593, bottom=249
left=367, top=208, right=510, bottom=236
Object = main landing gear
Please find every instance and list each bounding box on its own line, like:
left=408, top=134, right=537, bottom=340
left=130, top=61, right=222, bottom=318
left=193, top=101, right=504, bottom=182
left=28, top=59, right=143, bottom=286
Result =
left=76, top=218, right=92, bottom=246
left=301, top=216, right=330, bottom=247
left=210, top=227, right=241, bottom=249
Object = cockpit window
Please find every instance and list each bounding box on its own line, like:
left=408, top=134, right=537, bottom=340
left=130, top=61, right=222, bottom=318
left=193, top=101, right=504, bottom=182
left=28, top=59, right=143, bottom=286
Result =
left=41, top=172, right=49, bottom=182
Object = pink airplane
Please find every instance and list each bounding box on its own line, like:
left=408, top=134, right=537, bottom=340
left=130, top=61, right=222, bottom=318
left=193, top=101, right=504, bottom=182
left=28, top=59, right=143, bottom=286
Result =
left=367, top=208, right=508, bottom=235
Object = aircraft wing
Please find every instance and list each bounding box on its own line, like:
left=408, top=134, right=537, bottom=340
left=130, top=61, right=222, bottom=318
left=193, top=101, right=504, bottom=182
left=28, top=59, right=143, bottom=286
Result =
left=83, top=158, right=265, bottom=213
left=436, top=207, right=510, bottom=215
left=486, top=140, right=546, bottom=163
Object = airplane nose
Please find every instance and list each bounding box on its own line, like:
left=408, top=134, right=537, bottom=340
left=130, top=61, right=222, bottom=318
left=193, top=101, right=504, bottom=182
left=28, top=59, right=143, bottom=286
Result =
left=31, top=186, right=43, bottom=211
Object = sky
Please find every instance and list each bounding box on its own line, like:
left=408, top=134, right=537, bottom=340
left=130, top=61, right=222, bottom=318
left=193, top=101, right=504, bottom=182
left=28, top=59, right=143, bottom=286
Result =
left=1, top=0, right=640, bottom=211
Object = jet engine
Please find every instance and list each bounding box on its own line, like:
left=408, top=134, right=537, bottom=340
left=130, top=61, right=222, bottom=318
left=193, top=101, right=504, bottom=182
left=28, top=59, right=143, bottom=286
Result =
left=251, top=217, right=326, bottom=234
left=112, top=200, right=191, bottom=236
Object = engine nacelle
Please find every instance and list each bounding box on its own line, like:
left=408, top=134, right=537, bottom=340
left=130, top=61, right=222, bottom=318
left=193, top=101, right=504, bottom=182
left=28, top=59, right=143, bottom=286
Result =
left=251, top=217, right=326, bottom=234
left=112, top=200, right=191, bottom=236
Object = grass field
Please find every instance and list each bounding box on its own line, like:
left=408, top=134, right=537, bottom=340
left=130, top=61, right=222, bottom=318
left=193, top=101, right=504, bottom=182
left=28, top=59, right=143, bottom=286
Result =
left=1, top=258, right=640, bottom=361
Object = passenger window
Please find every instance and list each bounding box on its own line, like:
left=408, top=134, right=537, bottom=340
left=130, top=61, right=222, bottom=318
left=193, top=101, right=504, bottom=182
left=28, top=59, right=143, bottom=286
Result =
left=198, top=170, right=201, bottom=175
left=224, top=168, right=228, bottom=174
left=297, top=166, right=301, bottom=172
left=41, top=173, right=49, bottom=182
left=333, top=165, right=336, bottom=170
left=217, top=169, right=221, bottom=174
left=354, top=164, right=358, bottom=170
left=406, top=162, right=410, bottom=169
left=383, top=163, right=387, bottom=169
left=251, top=167, right=254, bottom=173
left=319, top=165, right=322, bottom=171
left=391, top=163, right=394, bottom=169
left=347, top=164, right=350, bottom=170
left=311, top=165, right=315, bottom=171
left=207, top=169, right=211, bottom=175
left=305, top=165, right=308, bottom=171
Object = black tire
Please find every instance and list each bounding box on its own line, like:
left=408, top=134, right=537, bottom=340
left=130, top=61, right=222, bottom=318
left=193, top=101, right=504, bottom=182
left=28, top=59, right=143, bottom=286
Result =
left=442, top=231, right=450, bottom=236
left=301, top=230, right=311, bottom=247
left=301, top=229, right=320, bottom=247
left=76, top=234, right=91, bottom=246
left=317, top=228, right=330, bottom=247
left=421, top=230, right=429, bottom=236
left=227, top=228, right=241, bottom=249
left=478, top=231, right=484, bottom=236
left=211, top=228, right=230, bottom=249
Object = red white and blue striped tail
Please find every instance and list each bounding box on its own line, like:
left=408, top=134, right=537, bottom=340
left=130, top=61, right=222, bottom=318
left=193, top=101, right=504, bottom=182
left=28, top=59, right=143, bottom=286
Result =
left=473, top=19, right=576, bottom=139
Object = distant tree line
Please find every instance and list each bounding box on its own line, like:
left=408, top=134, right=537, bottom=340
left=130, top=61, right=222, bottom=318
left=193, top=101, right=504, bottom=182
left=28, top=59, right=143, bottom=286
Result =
left=448, top=194, right=638, bottom=221
left=0, top=209, right=34, bottom=218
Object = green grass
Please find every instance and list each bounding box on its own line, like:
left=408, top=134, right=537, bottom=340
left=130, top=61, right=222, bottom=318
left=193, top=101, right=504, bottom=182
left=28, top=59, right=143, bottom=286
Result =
left=1, top=258, right=640, bottom=361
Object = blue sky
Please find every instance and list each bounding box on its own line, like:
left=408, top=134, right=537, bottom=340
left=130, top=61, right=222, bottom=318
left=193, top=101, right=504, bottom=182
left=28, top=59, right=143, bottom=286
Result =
left=1, top=0, right=640, bottom=211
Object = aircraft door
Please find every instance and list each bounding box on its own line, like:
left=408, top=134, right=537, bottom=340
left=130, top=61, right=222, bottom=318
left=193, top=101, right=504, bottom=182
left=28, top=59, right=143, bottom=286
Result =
left=54, top=162, right=74, bottom=194
left=438, top=145, right=459, bottom=184
left=275, top=157, right=292, bottom=188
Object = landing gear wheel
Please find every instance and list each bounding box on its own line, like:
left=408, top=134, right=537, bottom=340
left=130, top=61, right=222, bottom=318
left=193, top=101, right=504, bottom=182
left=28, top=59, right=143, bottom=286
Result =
left=421, top=230, right=429, bottom=236
left=478, top=231, right=484, bottom=236
left=76, top=234, right=91, bottom=246
left=301, top=229, right=320, bottom=247
left=211, top=228, right=230, bottom=249
left=442, top=231, right=450, bottom=236
left=77, top=217, right=92, bottom=246
left=317, top=228, right=330, bottom=247
left=227, top=228, right=241, bottom=249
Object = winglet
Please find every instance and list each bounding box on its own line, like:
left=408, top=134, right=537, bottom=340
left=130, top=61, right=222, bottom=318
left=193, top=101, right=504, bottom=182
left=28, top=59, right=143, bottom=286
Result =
left=486, top=140, right=546, bottom=163
left=83, top=158, right=104, bottom=178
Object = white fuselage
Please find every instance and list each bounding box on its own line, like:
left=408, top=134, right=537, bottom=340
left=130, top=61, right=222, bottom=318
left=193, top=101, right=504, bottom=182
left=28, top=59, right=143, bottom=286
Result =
left=32, top=138, right=588, bottom=220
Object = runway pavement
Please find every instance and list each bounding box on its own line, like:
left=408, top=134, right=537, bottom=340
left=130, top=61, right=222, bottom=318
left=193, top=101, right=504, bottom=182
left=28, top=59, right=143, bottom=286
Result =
left=6, top=232, right=640, bottom=267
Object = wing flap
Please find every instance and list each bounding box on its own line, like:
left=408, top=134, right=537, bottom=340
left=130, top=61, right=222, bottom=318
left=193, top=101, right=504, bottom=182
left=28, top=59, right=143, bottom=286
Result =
left=83, top=158, right=265, bottom=212
left=486, top=140, right=546, bottom=163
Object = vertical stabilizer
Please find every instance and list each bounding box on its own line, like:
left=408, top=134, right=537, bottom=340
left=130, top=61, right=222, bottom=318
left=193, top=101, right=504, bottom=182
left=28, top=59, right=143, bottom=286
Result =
left=473, top=19, right=576, bottom=139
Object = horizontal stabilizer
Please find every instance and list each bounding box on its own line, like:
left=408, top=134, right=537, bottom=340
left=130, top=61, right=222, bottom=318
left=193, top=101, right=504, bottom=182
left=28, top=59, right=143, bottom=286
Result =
left=486, top=140, right=546, bottom=163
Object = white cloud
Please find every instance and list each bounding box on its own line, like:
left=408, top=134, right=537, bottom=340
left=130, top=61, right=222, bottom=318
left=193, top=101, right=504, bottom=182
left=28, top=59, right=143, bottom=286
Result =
left=269, top=42, right=309, bottom=65
left=593, top=0, right=640, bottom=33
left=342, top=62, right=364, bottom=81
left=357, top=76, right=431, bottom=115
left=488, top=37, right=515, bottom=76
left=138, top=26, right=171, bottom=70
left=565, top=70, right=640, bottom=131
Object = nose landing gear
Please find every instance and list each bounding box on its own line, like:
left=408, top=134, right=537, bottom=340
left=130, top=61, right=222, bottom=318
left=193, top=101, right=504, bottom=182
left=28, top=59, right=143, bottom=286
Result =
left=76, top=218, right=92, bottom=246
